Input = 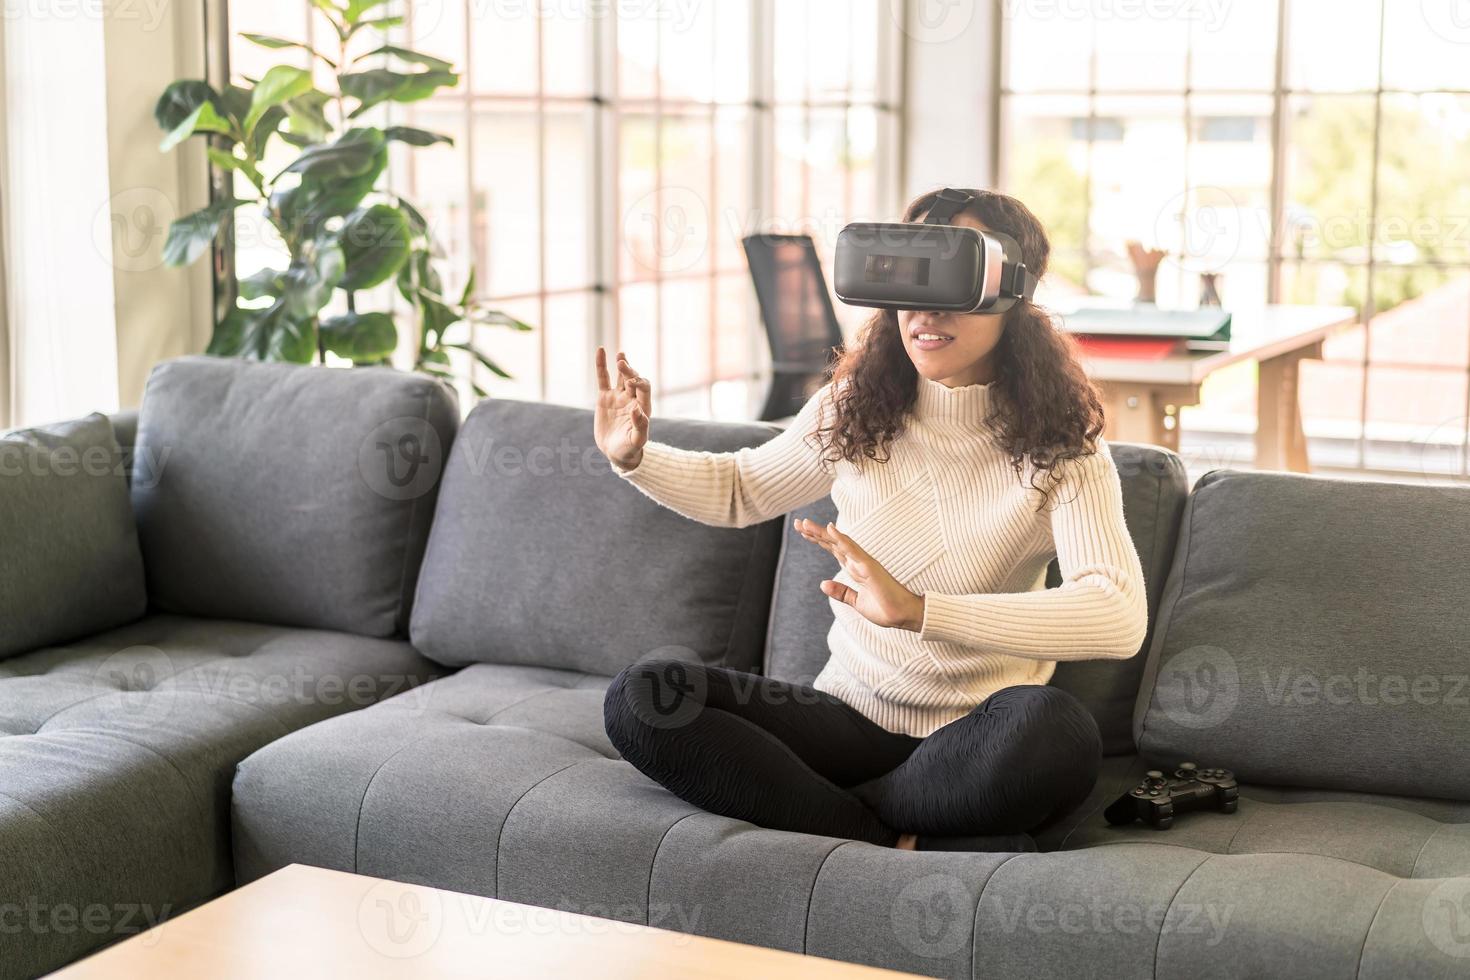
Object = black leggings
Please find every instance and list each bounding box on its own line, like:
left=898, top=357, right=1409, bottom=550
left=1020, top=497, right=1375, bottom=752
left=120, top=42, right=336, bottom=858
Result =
left=602, top=659, right=1102, bottom=846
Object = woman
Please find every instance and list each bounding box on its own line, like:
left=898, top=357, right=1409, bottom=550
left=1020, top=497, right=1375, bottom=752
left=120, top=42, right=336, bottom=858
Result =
left=594, top=188, right=1148, bottom=852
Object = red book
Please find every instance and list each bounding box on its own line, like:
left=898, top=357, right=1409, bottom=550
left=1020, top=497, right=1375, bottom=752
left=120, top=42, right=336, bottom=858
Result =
left=1071, top=335, right=1183, bottom=360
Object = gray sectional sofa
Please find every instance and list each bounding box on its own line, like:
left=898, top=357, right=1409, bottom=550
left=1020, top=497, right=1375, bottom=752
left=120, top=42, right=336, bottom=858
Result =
left=4, top=355, right=1469, bottom=979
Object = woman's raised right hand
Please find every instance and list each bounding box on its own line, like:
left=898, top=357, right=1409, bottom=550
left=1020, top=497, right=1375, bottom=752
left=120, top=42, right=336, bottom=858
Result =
left=594, top=346, right=651, bottom=471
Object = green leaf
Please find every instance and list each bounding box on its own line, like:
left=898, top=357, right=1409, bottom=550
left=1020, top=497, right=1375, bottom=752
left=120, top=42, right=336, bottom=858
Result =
left=155, top=80, right=219, bottom=133
left=209, top=303, right=316, bottom=363
left=284, top=90, right=333, bottom=144
left=337, top=204, right=412, bottom=290
left=159, top=98, right=233, bottom=152
left=319, top=311, right=398, bottom=360
left=162, top=197, right=243, bottom=266
left=272, top=145, right=386, bottom=240
left=343, top=0, right=391, bottom=24
left=383, top=126, right=453, bottom=147
left=446, top=341, right=511, bottom=379
left=353, top=15, right=403, bottom=32
left=218, top=84, right=253, bottom=124
left=471, top=308, right=535, bottom=332
left=238, top=267, right=285, bottom=301
left=458, top=267, right=475, bottom=307
left=280, top=244, right=345, bottom=319
left=396, top=198, right=429, bottom=236
left=339, top=68, right=459, bottom=117
left=243, top=65, right=313, bottom=136
left=206, top=147, right=242, bottom=171
left=240, top=34, right=338, bottom=67
left=279, top=127, right=386, bottom=179
left=353, top=45, right=453, bottom=71
left=396, top=248, right=443, bottom=303
left=248, top=104, right=287, bottom=159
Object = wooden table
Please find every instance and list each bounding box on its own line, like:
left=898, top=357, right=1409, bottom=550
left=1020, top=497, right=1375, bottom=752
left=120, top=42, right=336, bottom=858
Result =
left=1063, top=304, right=1358, bottom=472
left=49, top=864, right=923, bottom=979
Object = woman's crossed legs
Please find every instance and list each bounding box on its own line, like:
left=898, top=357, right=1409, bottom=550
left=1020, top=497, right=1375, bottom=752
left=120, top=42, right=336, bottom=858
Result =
left=603, top=658, right=1102, bottom=847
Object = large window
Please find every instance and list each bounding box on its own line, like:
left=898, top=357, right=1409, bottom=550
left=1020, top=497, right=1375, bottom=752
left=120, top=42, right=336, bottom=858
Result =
left=999, top=0, right=1470, bottom=478
left=225, top=0, right=902, bottom=418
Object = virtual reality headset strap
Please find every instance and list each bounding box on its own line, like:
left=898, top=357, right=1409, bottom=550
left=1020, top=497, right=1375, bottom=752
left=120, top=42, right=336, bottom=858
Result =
left=924, top=188, right=1039, bottom=305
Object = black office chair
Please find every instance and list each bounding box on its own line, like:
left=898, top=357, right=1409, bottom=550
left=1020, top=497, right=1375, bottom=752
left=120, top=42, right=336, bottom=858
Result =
left=742, top=233, right=846, bottom=421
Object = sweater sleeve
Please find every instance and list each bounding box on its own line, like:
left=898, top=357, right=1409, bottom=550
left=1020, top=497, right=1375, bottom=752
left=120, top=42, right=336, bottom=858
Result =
left=916, top=439, right=1149, bottom=663
left=608, top=383, right=837, bottom=528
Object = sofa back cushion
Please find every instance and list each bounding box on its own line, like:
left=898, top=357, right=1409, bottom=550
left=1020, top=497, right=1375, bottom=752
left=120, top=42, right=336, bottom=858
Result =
left=1134, top=469, right=1470, bottom=799
left=766, top=442, right=1188, bottom=755
left=131, top=356, right=457, bottom=637
left=409, top=399, right=784, bottom=675
left=1, top=414, right=147, bottom=659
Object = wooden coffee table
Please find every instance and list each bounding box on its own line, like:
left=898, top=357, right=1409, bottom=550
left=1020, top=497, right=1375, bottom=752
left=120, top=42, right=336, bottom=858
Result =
left=50, top=864, right=922, bottom=978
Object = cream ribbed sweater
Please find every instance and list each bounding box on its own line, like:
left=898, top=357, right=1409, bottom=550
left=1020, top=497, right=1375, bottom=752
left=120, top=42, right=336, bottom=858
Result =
left=610, top=376, right=1149, bottom=737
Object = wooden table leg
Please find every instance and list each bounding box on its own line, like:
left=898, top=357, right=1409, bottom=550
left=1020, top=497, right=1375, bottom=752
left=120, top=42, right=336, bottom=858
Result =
left=1096, top=381, right=1201, bottom=452
left=1256, top=340, right=1322, bottom=473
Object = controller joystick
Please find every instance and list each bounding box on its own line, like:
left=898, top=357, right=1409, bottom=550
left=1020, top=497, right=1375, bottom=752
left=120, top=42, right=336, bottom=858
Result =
left=1105, top=761, right=1239, bottom=830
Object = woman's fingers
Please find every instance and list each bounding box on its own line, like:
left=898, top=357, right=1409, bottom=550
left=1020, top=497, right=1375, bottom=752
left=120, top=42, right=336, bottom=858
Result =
left=615, top=352, right=653, bottom=414
left=825, top=524, right=875, bottom=577
left=595, top=346, right=612, bottom=391
left=820, top=579, right=858, bottom=607
left=795, top=518, right=839, bottom=550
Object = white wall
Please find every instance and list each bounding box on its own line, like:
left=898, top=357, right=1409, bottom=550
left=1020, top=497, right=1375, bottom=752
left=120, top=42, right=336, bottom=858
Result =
left=102, top=0, right=214, bottom=413
left=900, top=0, right=998, bottom=203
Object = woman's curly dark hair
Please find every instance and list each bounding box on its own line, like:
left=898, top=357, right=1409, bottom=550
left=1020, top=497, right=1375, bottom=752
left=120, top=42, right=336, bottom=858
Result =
left=815, top=187, right=1105, bottom=511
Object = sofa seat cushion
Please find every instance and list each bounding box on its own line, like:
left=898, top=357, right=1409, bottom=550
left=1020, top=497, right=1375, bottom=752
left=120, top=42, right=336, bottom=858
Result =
left=0, top=615, right=438, bottom=980
left=233, top=670, right=1470, bottom=978
left=1038, top=755, right=1470, bottom=878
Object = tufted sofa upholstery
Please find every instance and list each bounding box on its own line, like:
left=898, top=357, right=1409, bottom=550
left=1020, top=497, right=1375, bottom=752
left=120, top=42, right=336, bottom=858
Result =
left=8, top=356, right=1470, bottom=978
left=0, top=359, right=453, bottom=979
left=0, top=618, right=438, bottom=978
left=230, top=384, right=1470, bottom=980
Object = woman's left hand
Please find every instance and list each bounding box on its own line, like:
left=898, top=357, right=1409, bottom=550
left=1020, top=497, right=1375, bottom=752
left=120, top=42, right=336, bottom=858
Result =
left=794, top=518, right=925, bottom=632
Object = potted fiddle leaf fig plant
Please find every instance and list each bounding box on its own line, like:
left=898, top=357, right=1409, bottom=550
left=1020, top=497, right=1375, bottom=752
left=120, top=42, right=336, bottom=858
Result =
left=155, top=0, right=526, bottom=395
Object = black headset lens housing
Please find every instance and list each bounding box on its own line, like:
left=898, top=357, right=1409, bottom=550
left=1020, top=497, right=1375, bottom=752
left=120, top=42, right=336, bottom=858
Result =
left=831, top=189, right=1038, bottom=315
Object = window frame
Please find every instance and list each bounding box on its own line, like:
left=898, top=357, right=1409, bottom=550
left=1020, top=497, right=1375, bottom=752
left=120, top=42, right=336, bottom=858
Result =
left=217, top=0, right=905, bottom=416
left=995, top=0, right=1470, bottom=479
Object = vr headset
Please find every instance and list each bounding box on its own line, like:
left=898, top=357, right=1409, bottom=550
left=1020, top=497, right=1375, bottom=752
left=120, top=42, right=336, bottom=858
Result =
left=833, top=187, right=1038, bottom=315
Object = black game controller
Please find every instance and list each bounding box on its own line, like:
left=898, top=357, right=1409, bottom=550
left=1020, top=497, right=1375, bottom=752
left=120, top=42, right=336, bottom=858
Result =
left=1104, top=762, right=1239, bottom=830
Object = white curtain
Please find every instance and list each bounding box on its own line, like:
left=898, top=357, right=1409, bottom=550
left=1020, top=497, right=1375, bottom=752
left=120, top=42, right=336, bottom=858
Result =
left=2, top=10, right=122, bottom=429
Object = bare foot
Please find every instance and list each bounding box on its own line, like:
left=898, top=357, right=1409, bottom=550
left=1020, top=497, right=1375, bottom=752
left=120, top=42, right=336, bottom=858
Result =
left=895, top=833, right=918, bottom=850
